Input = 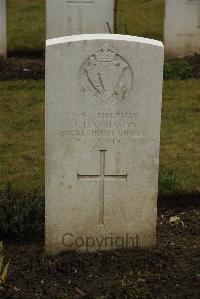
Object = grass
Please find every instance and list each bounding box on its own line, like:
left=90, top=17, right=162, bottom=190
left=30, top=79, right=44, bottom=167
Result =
left=117, top=0, right=164, bottom=41
left=160, top=80, right=200, bottom=193
left=0, top=81, right=44, bottom=194
left=0, top=80, right=199, bottom=196
left=164, top=60, right=192, bottom=80
left=0, top=185, right=44, bottom=239
left=7, top=0, right=45, bottom=55
left=6, top=0, right=164, bottom=55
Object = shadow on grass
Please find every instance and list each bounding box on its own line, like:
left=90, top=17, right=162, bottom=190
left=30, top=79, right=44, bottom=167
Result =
left=158, top=192, right=200, bottom=208
left=8, top=48, right=44, bottom=59
left=0, top=184, right=44, bottom=240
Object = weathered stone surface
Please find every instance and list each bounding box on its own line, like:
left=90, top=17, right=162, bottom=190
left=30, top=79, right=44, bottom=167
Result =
left=46, top=0, right=114, bottom=39
left=0, top=0, right=6, bottom=57
left=45, top=34, right=164, bottom=255
left=164, top=0, right=200, bottom=58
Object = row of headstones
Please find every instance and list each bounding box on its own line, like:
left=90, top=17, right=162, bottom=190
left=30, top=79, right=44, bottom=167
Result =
left=0, top=0, right=200, bottom=58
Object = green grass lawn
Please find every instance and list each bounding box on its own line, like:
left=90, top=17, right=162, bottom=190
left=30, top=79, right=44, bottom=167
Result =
left=117, top=0, right=164, bottom=41
left=6, top=0, right=164, bottom=55
left=160, top=80, right=200, bottom=193
left=0, top=81, right=44, bottom=194
left=0, top=80, right=199, bottom=196
left=7, top=0, right=45, bottom=55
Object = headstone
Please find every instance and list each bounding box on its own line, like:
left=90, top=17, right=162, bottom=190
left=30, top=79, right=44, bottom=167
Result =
left=164, top=0, right=200, bottom=58
left=45, top=34, right=164, bottom=255
left=46, top=0, right=114, bottom=39
left=0, top=0, right=6, bottom=57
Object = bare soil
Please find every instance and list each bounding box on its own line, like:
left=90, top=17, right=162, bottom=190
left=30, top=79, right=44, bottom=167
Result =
left=2, top=202, right=200, bottom=299
left=0, top=57, right=44, bottom=81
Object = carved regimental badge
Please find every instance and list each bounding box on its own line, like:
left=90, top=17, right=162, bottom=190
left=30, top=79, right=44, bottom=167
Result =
left=79, top=46, right=133, bottom=105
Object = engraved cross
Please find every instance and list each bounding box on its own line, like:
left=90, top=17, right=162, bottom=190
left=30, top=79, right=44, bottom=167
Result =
left=77, top=150, right=127, bottom=225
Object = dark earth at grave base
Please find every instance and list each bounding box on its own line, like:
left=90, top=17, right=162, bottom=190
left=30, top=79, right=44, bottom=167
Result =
left=0, top=55, right=200, bottom=81
left=0, top=57, right=44, bottom=81
left=1, top=200, right=200, bottom=299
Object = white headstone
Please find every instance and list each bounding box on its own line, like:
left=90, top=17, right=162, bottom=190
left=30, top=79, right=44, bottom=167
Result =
left=46, top=0, right=114, bottom=39
left=0, top=0, right=6, bottom=57
left=45, top=34, right=164, bottom=255
left=164, top=0, right=200, bottom=58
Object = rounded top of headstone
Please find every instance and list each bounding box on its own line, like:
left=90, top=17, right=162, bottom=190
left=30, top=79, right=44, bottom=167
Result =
left=46, top=34, right=164, bottom=48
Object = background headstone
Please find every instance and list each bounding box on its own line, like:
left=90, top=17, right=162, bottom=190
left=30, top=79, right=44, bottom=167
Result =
left=45, top=34, right=164, bottom=255
left=46, top=0, right=114, bottom=39
left=0, top=0, right=6, bottom=57
left=164, top=0, right=200, bottom=58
